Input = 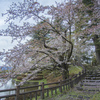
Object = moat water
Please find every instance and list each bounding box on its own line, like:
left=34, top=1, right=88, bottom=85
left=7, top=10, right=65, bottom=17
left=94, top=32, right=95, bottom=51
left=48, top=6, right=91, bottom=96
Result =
left=0, top=79, right=16, bottom=97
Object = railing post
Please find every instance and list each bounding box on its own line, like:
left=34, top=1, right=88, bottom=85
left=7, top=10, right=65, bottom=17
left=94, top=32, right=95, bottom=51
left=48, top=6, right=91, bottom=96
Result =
left=68, top=79, right=70, bottom=89
left=59, top=80, right=62, bottom=92
left=82, top=70, right=84, bottom=78
left=79, top=72, right=81, bottom=80
left=75, top=74, right=77, bottom=84
left=16, top=86, right=20, bottom=100
left=41, top=82, right=44, bottom=99
left=84, top=69, right=86, bottom=77
left=85, top=69, right=86, bottom=74
left=70, top=78, right=73, bottom=88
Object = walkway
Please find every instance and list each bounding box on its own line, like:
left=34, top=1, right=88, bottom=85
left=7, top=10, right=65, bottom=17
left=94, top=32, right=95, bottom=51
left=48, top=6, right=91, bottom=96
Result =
left=48, top=70, right=100, bottom=100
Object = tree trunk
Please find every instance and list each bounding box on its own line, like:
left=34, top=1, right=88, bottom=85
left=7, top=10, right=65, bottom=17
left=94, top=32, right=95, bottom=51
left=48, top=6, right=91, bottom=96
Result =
left=92, top=35, right=100, bottom=65
left=61, top=63, right=69, bottom=80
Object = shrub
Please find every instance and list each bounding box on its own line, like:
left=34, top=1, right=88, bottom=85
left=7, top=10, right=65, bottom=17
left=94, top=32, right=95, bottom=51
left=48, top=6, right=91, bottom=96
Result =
left=69, top=73, right=75, bottom=79
left=17, top=76, right=23, bottom=80
left=21, top=74, right=27, bottom=77
left=5, top=95, right=23, bottom=100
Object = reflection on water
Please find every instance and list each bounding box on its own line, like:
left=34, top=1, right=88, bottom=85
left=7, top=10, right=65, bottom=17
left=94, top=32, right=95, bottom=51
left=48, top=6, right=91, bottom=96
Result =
left=0, top=79, right=16, bottom=97
left=0, top=79, right=39, bottom=100
left=0, top=79, right=39, bottom=96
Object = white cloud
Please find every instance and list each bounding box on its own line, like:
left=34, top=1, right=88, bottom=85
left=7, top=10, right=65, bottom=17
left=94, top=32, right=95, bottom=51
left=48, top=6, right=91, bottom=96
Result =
left=0, top=61, right=5, bottom=66
left=0, top=20, right=4, bottom=26
left=38, top=0, right=63, bottom=6
left=0, top=36, right=18, bottom=51
left=0, top=36, right=17, bottom=66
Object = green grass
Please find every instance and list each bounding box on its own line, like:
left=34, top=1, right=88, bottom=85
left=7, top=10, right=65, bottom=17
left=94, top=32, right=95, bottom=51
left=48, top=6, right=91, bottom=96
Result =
left=30, top=87, right=69, bottom=100
left=28, top=79, right=47, bottom=85
left=14, top=78, right=21, bottom=82
left=69, top=65, right=83, bottom=75
left=26, top=87, right=63, bottom=100
left=44, top=89, right=93, bottom=100
left=14, top=78, right=47, bottom=84
left=91, top=92, right=100, bottom=100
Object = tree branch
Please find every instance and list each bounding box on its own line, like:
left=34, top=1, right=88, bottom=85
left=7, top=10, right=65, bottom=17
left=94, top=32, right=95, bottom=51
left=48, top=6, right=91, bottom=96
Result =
left=37, top=50, right=59, bottom=64
left=31, top=55, right=48, bottom=68
left=33, top=13, right=61, bottom=35
left=61, top=35, right=73, bottom=60
left=43, top=40, right=58, bottom=51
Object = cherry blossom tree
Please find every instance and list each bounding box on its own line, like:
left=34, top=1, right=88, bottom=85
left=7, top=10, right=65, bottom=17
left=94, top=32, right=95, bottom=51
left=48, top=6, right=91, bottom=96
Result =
left=0, top=0, right=99, bottom=87
left=0, top=0, right=77, bottom=86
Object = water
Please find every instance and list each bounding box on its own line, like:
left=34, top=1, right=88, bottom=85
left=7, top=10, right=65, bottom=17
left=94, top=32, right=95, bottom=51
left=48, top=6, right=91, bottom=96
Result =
left=0, top=79, right=39, bottom=100
left=0, top=79, right=16, bottom=97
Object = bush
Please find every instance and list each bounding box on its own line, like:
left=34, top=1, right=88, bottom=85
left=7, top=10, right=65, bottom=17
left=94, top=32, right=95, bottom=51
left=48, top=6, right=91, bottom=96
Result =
left=82, top=63, right=91, bottom=70
left=69, top=73, right=75, bottom=79
left=17, top=76, right=23, bottom=80
left=5, top=95, right=23, bottom=100
left=21, top=74, right=27, bottom=77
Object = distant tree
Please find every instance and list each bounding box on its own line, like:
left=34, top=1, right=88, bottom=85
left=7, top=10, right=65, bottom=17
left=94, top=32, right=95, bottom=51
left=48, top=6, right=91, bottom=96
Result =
left=75, top=0, right=100, bottom=65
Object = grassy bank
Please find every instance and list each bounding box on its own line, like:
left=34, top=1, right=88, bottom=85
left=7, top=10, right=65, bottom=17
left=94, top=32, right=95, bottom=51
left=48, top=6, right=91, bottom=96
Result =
left=13, top=65, right=83, bottom=100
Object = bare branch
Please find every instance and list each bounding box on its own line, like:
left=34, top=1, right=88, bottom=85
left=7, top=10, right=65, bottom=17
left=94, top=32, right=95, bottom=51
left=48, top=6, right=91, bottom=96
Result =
left=37, top=50, right=59, bottom=64
left=43, top=40, right=58, bottom=51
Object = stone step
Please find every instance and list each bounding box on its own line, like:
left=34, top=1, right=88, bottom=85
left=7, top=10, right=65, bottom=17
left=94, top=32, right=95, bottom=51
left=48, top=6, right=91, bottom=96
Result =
left=32, top=77, right=43, bottom=80
left=68, top=71, right=100, bottom=100
left=37, top=71, right=42, bottom=74
left=76, top=86, right=100, bottom=92
left=68, top=94, right=92, bottom=100
left=27, top=71, right=42, bottom=74
left=80, top=83, right=100, bottom=86
left=30, top=68, right=36, bottom=70
left=37, top=74, right=43, bottom=77
left=83, top=86, right=100, bottom=89
left=86, top=74, right=100, bottom=77
left=82, top=79, right=100, bottom=82
left=86, top=77, right=100, bottom=79
left=27, top=71, right=32, bottom=73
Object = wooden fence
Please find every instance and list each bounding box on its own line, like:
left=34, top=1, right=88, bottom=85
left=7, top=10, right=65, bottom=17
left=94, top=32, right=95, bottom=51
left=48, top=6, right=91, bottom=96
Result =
left=0, top=70, right=86, bottom=100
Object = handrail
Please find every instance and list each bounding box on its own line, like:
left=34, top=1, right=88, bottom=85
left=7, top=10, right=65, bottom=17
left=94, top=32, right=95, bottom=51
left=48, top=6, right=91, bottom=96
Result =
left=20, top=84, right=42, bottom=89
left=0, top=88, right=16, bottom=92
left=20, top=89, right=42, bottom=95
left=44, top=81, right=60, bottom=85
left=0, top=69, right=86, bottom=100
left=0, top=94, right=16, bottom=98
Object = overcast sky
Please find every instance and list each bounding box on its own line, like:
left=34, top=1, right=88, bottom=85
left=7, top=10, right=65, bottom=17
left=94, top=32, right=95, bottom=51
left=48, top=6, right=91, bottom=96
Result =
left=0, top=0, right=63, bottom=65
